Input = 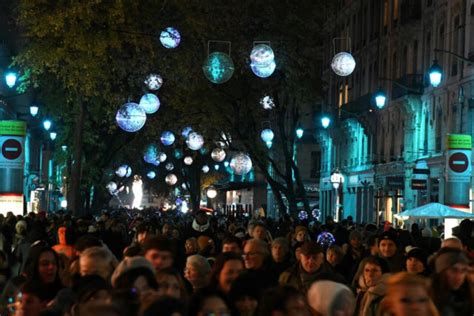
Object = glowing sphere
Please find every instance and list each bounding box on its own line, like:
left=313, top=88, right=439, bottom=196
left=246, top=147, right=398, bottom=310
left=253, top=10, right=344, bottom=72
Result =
left=160, top=27, right=181, bottom=49
left=202, top=52, right=234, bottom=84
left=159, top=152, right=167, bottom=162
left=312, top=208, right=321, bottom=220
left=317, top=232, right=336, bottom=248
left=106, top=181, right=117, bottom=194
left=173, top=149, right=183, bottom=159
left=184, top=156, right=193, bottom=165
left=260, top=129, right=274, bottom=143
left=186, top=132, right=204, bottom=150
left=115, top=165, right=131, bottom=177
left=165, top=162, right=174, bottom=171
left=250, top=44, right=275, bottom=67
left=165, top=173, right=178, bottom=185
left=211, top=148, right=226, bottom=162
left=331, top=52, right=356, bottom=76
left=144, top=73, right=163, bottom=90
left=147, top=171, right=156, bottom=179
left=116, top=102, right=147, bottom=132
left=230, top=153, right=252, bottom=175
left=139, top=93, right=160, bottom=114
left=206, top=187, right=217, bottom=199
left=260, top=95, right=275, bottom=110
left=143, top=144, right=159, bottom=164
left=161, top=131, right=175, bottom=146
left=202, top=165, right=210, bottom=173
left=181, top=126, right=193, bottom=138
left=250, top=60, right=276, bottom=78
left=298, top=211, right=308, bottom=221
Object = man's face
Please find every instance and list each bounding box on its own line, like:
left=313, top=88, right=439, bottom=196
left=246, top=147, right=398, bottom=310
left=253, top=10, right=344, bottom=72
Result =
left=144, top=249, right=174, bottom=271
left=379, top=239, right=397, bottom=258
left=252, top=226, right=266, bottom=240
left=243, top=242, right=265, bottom=270
left=222, top=242, right=241, bottom=254
left=300, top=252, right=324, bottom=274
left=363, top=262, right=382, bottom=287
left=271, top=244, right=286, bottom=263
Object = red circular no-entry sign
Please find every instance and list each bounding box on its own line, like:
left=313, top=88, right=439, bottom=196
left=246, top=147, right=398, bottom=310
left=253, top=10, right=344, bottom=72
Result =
left=449, top=152, right=469, bottom=173
left=2, top=139, right=22, bottom=160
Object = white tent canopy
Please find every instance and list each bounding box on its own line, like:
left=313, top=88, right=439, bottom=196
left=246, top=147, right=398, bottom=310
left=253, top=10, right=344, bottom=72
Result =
left=396, top=202, right=474, bottom=219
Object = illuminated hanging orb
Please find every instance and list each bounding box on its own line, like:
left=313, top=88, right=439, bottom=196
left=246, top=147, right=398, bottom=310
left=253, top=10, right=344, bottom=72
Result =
left=250, top=60, right=276, bottom=78
left=202, top=52, right=235, bottom=84
left=260, top=129, right=274, bottom=143
left=230, top=153, right=252, bottom=176
left=186, top=132, right=204, bottom=150
left=298, top=211, right=308, bottom=221
left=115, top=165, right=131, bottom=177
left=125, top=166, right=132, bottom=177
left=106, top=181, right=118, bottom=195
left=184, top=156, right=193, bottom=165
left=165, top=173, right=178, bottom=185
left=160, top=27, right=181, bottom=49
left=199, top=147, right=208, bottom=155
left=144, top=73, right=163, bottom=90
left=260, top=95, right=275, bottom=110
left=202, top=165, right=210, bottom=173
left=331, top=52, right=356, bottom=77
left=116, top=102, right=147, bottom=132
left=143, top=144, right=159, bottom=164
left=250, top=44, right=275, bottom=67
left=206, top=186, right=217, bottom=199
left=317, top=232, right=336, bottom=248
left=165, top=162, right=174, bottom=171
left=147, top=171, right=156, bottom=179
left=211, top=148, right=226, bottom=162
left=160, top=131, right=175, bottom=146
left=173, top=149, right=183, bottom=159
left=139, top=93, right=161, bottom=114
left=159, top=152, right=167, bottom=162
left=181, top=126, right=193, bottom=138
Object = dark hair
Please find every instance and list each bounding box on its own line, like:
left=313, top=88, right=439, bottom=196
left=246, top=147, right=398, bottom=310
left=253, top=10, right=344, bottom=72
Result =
left=188, top=288, right=230, bottom=316
left=113, top=267, right=158, bottom=291
left=72, top=274, right=111, bottom=303
left=74, top=235, right=102, bottom=252
left=222, top=235, right=242, bottom=248
left=209, top=252, right=244, bottom=291
left=142, top=237, right=176, bottom=257
left=258, top=286, right=307, bottom=316
left=155, top=267, right=189, bottom=302
left=141, top=296, right=186, bottom=316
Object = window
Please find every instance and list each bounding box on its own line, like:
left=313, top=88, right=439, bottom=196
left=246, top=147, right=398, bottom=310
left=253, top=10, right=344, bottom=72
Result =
left=384, top=0, right=389, bottom=32
left=393, top=0, right=399, bottom=22
left=310, top=151, right=321, bottom=178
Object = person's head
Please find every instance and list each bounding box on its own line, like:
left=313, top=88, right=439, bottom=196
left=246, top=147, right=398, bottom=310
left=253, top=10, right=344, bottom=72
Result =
left=142, top=237, right=175, bottom=272
left=228, top=272, right=262, bottom=316
left=299, top=241, right=324, bottom=274
left=74, top=234, right=103, bottom=255
left=349, top=230, right=363, bottom=248
left=294, top=226, right=308, bottom=242
left=111, top=256, right=157, bottom=299
left=210, top=252, right=244, bottom=293
left=15, top=281, right=48, bottom=316
left=259, top=285, right=311, bottom=316
left=185, top=237, right=199, bottom=255
left=73, top=275, right=111, bottom=304
left=441, top=237, right=463, bottom=250
left=136, top=223, right=153, bottom=245
left=79, top=246, right=117, bottom=280
left=251, top=223, right=267, bottom=240
left=271, top=237, right=290, bottom=263
left=307, top=280, right=355, bottom=316
left=23, top=245, right=60, bottom=285
left=222, top=235, right=242, bottom=254
left=188, top=288, right=230, bottom=316
left=360, top=256, right=390, bottom=287
left=184, top=255, right=211, bottom=290
left=405, top=247, right=428, bottom=274
left=74, top=302, right=122, bottom=316
left=434, top=247, right=469, bottom=291
left=242, top=238, right=269, bottom=270
left=382, top=272, right=439, bottom=316
left=140, top=294, right=186, bottom=316
left=378, top=232, right=398, bottom=258
left=155, top=268, right=188, bottom=300
left=326, top=244, right=344, bottom=266
left=367, top=235, right=379, bottom=256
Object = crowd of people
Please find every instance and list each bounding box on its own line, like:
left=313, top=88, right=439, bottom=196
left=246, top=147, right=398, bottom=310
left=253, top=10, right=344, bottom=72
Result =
left=0, top=208, right=473, bottom=316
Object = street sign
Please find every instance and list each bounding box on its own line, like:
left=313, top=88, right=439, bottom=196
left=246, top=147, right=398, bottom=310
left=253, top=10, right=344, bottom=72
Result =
left=0, top=136, right=25, bottom=168
left=2, top=139, right=22, bottom=160
left=448, top=152, right=469, bottom=173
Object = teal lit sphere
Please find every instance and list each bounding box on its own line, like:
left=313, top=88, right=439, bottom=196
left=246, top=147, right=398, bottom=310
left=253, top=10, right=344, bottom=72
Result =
left=181, top=126, right=193, bottom=138
left=161, top=131, right=175, bottom=146
left=143, top=144, right=159, bottom=165
left=139, top=93, right=160, bottom=114
left=260, top=129, right=274, bottom=143
left=116, top=102, right=146, bottom=132
left=116, top=164, right=132, bottom=178
left=173, top=149, right=183, bottom=159
left=202, top=52, right=234, bottom=84
left=147, top=171, right=156, bottom=179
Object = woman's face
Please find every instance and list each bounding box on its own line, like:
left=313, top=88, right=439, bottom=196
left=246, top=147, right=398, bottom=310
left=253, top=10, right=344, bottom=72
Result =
left=234, top=296, right=257, bottom=316
left=79, top=256, right=111, bottom=280
left=363, top=262, right=382, bottom=287
left=185, top=240, right=198, bottom=255
left=326, top=250, right=339, bottom=266
left=296, top=231, right=307, bottom=242
left=388, top=285, right=431, bottom=316
left=184, top=263, right=200, bottom=286
left=156, top=274, right=181, bottom=299
left=38, top=251, right=57, bottom=284
left=197, top=296, right=230, bottom=316
left=133, top=275, right=154, bottom=299
left=406, top=257, right=425, bottom=274
left=16, top=293, right=46, bottom=316
left=218, top=259, right=244, bottom=293
left=444, top=263, right=468, bottom=290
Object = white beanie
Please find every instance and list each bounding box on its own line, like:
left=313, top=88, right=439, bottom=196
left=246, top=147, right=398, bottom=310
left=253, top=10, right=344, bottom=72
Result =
left=307, top=280, right=355, bottom=316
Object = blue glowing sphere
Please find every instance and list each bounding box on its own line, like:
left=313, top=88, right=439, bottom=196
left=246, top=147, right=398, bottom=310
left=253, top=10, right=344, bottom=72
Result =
left=298, top=211, right=308, bottom=221
left=147, top=171, right=156, bottom=179
left=250, top=60, right=276, bottom=78
left=173, top=149, right=183, bottom=159
left=181, top=126, right=193, bottom=138
left=161, top=131, right=175, bottom=146
left=202, top=52, right=234, bottom=84
left=260, top=129, right=274, bottom=143
left=160, top=27, right=181, bottom=49
left=230, top=153, right=252, bottom=176
left=202, top=165, right=210, bottom=173
left=317, top=232, right=336, bottom=248
left=106, top=181, right=118, bottom=195
left=116, top=164, right=132, bottom=178
left=260, top=95, right=275, bottom=110
left=250, top=44, right=275, bottom=67
left=165, top=162, right=174, bottom=171
left=143, top=144, right=159, bottom=164
left=144, top=73, right=163, bottom=90
left=312, top=208, right=321, bottom=220
left=186, top=132, right=204, bottom=150
left=116, top=102, right=147, bottom=132
left=211, top=148, right=226, bottom=162
left=139, top=93, right=160, bottom=114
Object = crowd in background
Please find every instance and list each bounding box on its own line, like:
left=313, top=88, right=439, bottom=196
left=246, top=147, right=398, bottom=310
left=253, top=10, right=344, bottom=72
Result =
left=0, top=207, right=473, bottom=316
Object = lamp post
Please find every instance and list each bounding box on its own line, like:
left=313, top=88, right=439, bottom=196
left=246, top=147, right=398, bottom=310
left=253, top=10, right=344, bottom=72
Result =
left=330, top=169, right=343, bottom=221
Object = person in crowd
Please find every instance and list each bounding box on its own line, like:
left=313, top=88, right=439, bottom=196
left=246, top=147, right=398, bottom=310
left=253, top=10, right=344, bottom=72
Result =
left=269, top=237, right=292, bottom=276
left=404, top=246, right=429, bottom=275
left=187, top=288, right=231, bottom=316
left=292, top=225, right=309, bottom=246
left=242, top=238, right=270, bottom=271
left=228, top=272, right=262, bottom=316
left=184, top=254, right=211, bottom=292
left=431, top=247, right=473, bottom=315
left=73, top=301, right=123, bottom=316
left=221, top=235, right=242, bottom=254
left=378, top=231, right=404, bottom=272
left=196, top=235, right=216, bottom=258
left=184, top=237, right=199, bottom=256
left=259, top=285, right=311, bottom=316
left=155, top=267, right=188, bottom=301
left=72, top=274, right=112, bottom=306
left=79, top=246, right=118, bottom=281
left=123, top=222, right=153, bottom=257
left=140, top=294, right=186, bottom=316
left=341, top=230, right=365, bottom=281
left=440, top=236, right=463, bottom=250
left=366, top=235, right=379, bottom=256
left=307, top=280, right=356, bottom=316
left=380, top=272, right=439, bottom=316
left=326, top=244, right=345, bottom=276
left=250, top=223, right=269, bottom=241
left=11, top=220, right=30, bottom=276
left=11, top=280, right=49, bottom=316
left=209, top=252, right=244, bottom=294
left=142, top=236, right=176, bottom=272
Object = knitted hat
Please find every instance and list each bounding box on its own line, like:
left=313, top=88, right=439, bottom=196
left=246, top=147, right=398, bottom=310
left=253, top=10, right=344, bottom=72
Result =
left=186, top=254, right=211, bottom=276
left=15, top=220, right=27, bottom=234
left=405, top=247, right=428, bottom=268
left=111, top=256, right=155, bottom=287
left=307, top=280, right=355, bottom=315
left=300, top=241, right=324, bottom=256
left=378, top=231, right=397, bottom=246
left=435, top=249, right=469, bottom=273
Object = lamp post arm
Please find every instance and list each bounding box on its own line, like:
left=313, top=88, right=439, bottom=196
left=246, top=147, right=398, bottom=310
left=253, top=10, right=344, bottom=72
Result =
left=434, top=48, right=474, bottom=64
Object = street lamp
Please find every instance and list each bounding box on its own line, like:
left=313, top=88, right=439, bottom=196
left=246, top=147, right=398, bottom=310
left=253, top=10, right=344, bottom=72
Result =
left=49, top=131, right=57, bottom=141
left=330, top=169, right=344, bottom=222
left=321, top=116, right=331, bottom=129
left=373, top=89, right=387, bottom=109
left=43, top=119, right=52, bottom=131
left=5, top=72, right=17, bottom=88
left=296, top=127, right=304, bottom=139
left=30, top=105, right=39, bottom=117
left=428, top=60, right=442, bottom=87
left=206, top=186, right=217, bottom=199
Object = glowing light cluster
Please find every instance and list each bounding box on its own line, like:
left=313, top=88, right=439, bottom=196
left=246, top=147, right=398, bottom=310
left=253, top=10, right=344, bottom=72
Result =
left=331, top=52, right=356, bottom=76
left=139, top=93, right=160, bottom=114
left=260, top=95, right=275, bottom=110
left=230, top=153, right=252, bottom=175
left=115, top=165, right=132, bottom=178
left=143, top=144, right=160, bottom=165
left=211, top=148, right=226, bottom=162
left=160, top=27, right=181, bottom=49
left=144, top=73, right=163, bottom=90
left=250, top=44, right=276, bottom=78
left=186, top=132, right=204, bottom=150
left=161, top=131, right=175, bottom=146
left=298, top=211, right=308, bottom=220
left=203, top=52, right=234, bottom=84
left=116, top=102, right=147, bottom=132
left=147, top=171, right=156, bottom=179
left=165, top=173, right=178, bottom=185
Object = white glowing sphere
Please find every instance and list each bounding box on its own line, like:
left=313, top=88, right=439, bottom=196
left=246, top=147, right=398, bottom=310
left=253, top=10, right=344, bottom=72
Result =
left=116, top=102, right=147, bottom=132
left=331, top=52, right=356, bottom=76
left=106, top=181, right=118, bottom=194
left=139, top=93, right=161, bottom=114
left=202, top=165, right=210, bottom=173
left=250, top=44, right=275, bottom=67
left=147, top=171, right=156, bottom=179
left=144, top=73, right=163, bottom=90
left=115, top=165, right=130, bottom=177
left=184, top=156, right=193, bottom=165
left=211, top=148, right=226, bottom=162
left=165, top=162, right=174, bottom=171
left=165, top=173, right=178, bottom=185
left=160, top=27, right=181, bottom=49
left=230, top=153, right=252, bottom=175
left=159, top=152, right=167, bottom=162
left=161, top=131, right=175, bottom=146
left=260, top=129, right=274, bottom=143
left=206, top=187, right=217, bottom=199
left=250, top=60, right=276, bottom=78
left=260, top=95, right=275, bottom=110
left=186, top=132, right=204, bottom=150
